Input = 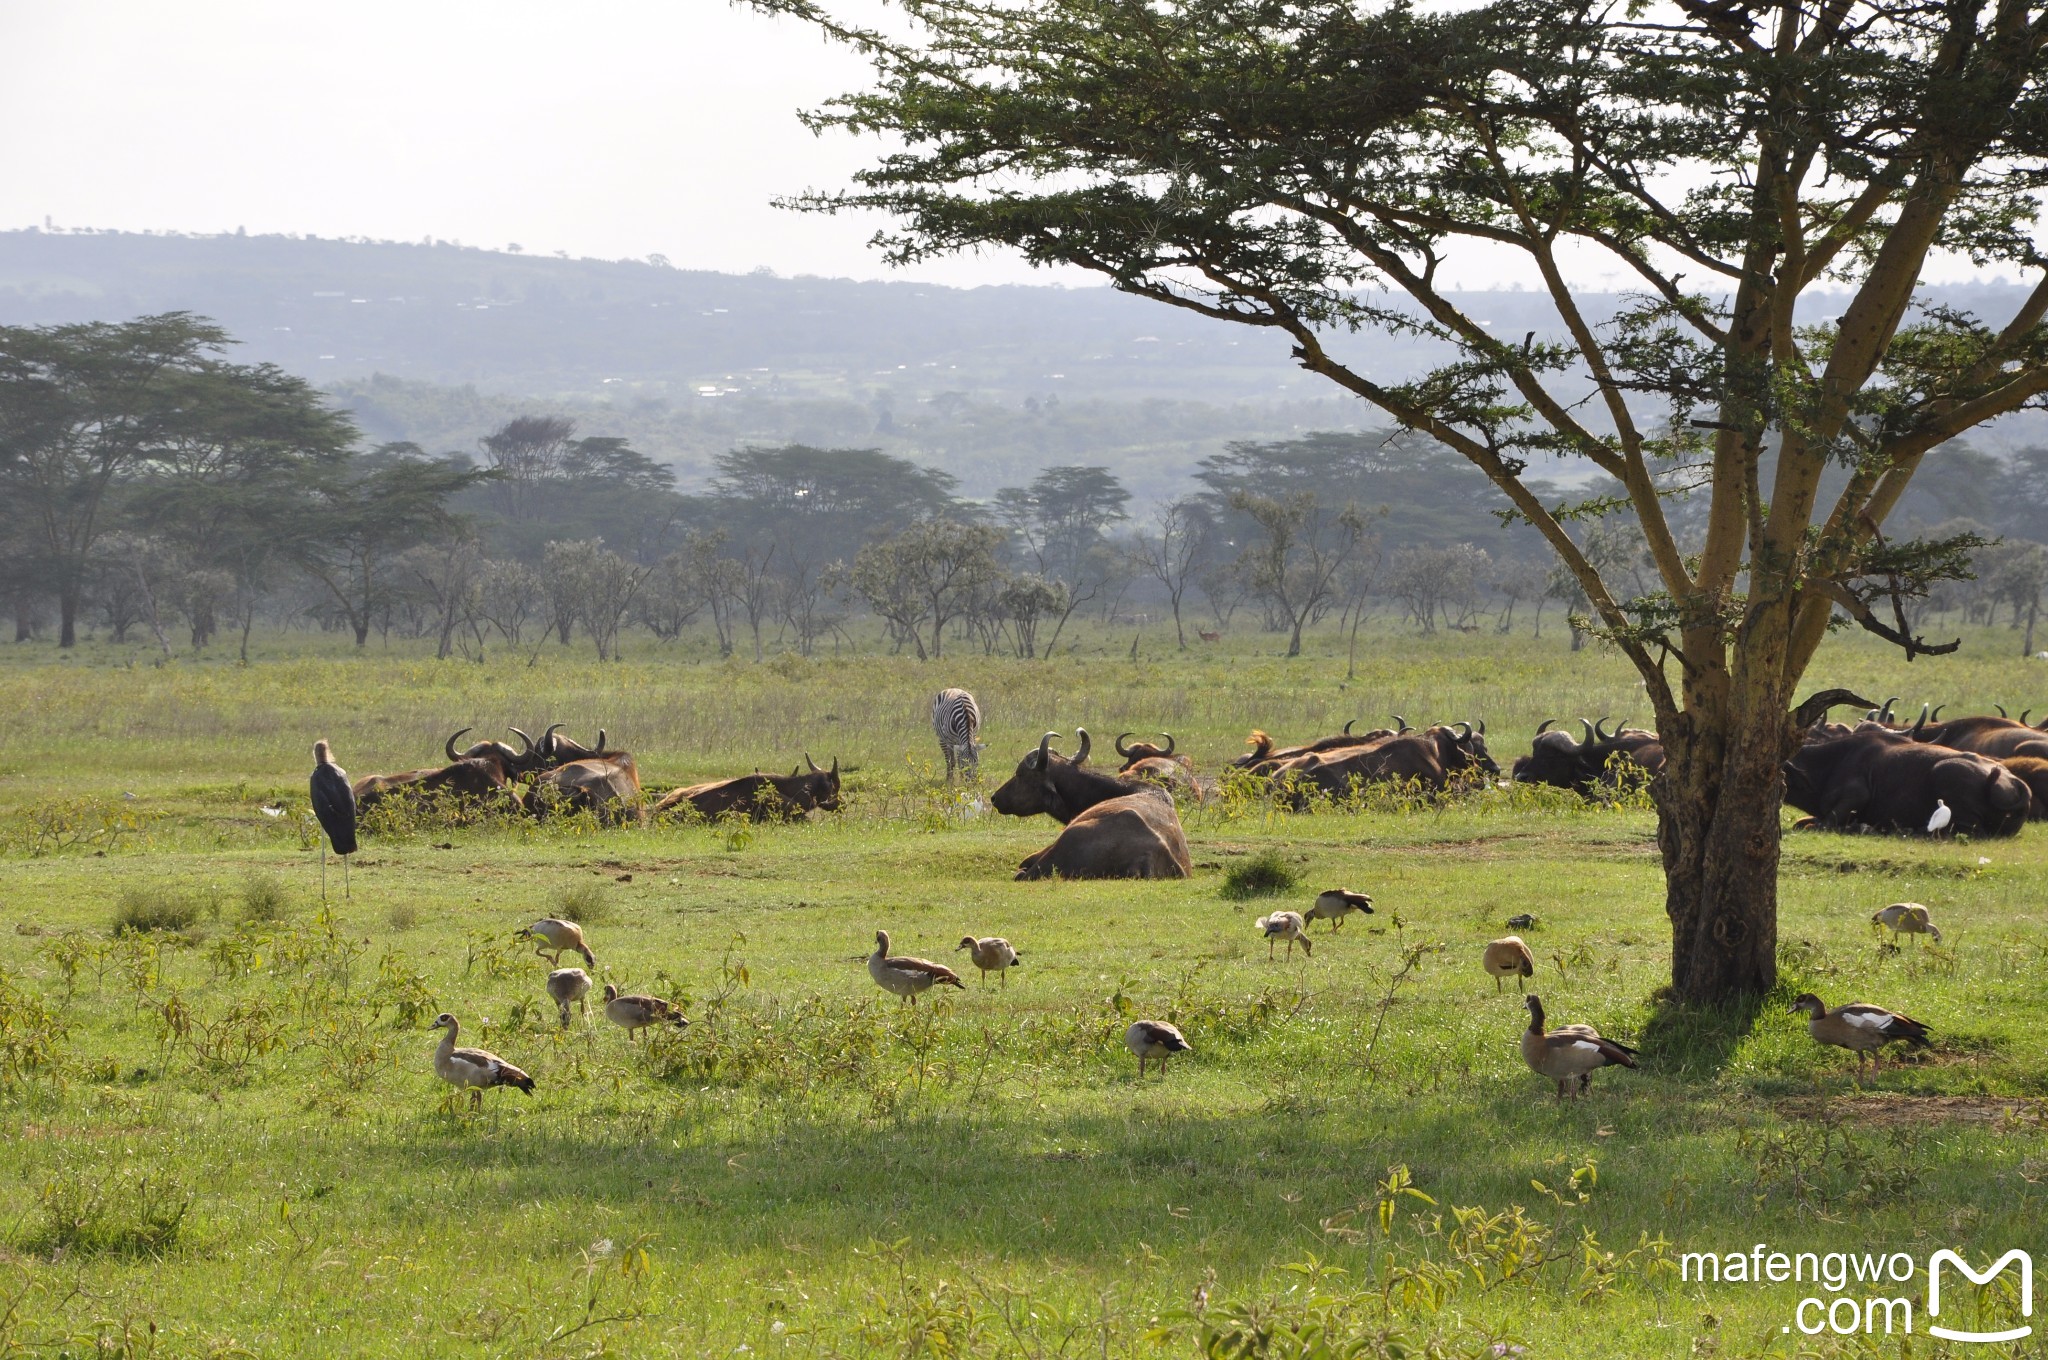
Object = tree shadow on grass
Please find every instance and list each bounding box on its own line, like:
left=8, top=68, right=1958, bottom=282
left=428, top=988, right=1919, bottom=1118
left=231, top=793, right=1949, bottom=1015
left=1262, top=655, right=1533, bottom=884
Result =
left=1639, top=989, right=1770, bottom=1080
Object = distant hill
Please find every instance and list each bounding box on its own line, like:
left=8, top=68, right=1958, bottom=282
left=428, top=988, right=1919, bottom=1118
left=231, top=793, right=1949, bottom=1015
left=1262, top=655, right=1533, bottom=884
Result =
left=3, top=228, right=2042, bottom=504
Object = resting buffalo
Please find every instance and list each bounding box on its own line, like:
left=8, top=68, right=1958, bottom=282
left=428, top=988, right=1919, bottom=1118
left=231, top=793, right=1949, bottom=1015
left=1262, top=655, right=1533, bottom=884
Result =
left=445, top=726, right=555, bottom=779
left=353, top=757, right=519, bottom=813
left=1113, top=732, right=1203, bottom=801
left=1903, top=708, right=2048, bottom=762
left=991, top=731, right=1191, bottom=880
left=2001, top=756, right=2048, bottom=819
left=1275, top=722, right=1497, bottom=802
left=1784, top=727, right=2031, bottom=837
left=532, top=752, right=643, bottom=823
left=1512, top=718, right=1665, bottom=794
left=1232, top=719, right=1399, bottom=773
left=654, top=755, right=843, bottom=822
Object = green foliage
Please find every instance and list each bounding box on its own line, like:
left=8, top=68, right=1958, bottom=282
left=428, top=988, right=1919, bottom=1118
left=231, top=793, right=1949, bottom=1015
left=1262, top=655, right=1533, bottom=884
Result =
left=23, top=1163, right=191, bottom=1259
left=110, top=888, right=199, bottom=937
left=551, top=880, right=613, bottom=926
left=238, top=872, right=292, bottom=924
left=1220, top=849, right=1299, bottom=900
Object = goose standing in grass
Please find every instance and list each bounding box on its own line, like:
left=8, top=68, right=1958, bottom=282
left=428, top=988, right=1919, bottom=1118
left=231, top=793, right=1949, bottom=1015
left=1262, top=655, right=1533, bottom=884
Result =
left=546, top=968, right=592, bottom=1027
left=867, top=930, right=966, bottom=1004
left=1789, top=993, right=1931, bottom=1073
left=517, top=918, right=595, bottom=968
left=1306, top=889, right=1374, bottom=931
left=602, top=984, right=689, bottom=1040
left=1255, top=911, right=1312, bottom=960
left=1483, top=937, right=1536, bottom=992
left=309, top=740, right=357, bottom=901
left=1871, top=902, right=1943, bottom=945
left=1520, top=995, right=1638, bottom=1099
left=428, top=1013, right=534, bottom=1108
left=955, top=936, right=1021, bottom=986
left=1125, top=1020, right=1191, bottom=1076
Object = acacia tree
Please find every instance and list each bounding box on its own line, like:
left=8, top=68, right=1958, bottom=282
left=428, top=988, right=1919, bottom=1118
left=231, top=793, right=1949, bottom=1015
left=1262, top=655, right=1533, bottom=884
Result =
left=755, top=0, right=2048, bottom=1001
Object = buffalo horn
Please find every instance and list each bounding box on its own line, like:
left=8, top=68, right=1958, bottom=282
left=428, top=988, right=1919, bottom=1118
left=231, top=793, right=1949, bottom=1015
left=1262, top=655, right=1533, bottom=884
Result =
left=1392, top=714, right=1410, bottom=733
left=1452, top=721, right=1472, bottom=740
left=1074, top=727, right=1092, bottom=764
left=509, top=726, right=536, bottom=756
left=446, top=727, right=471, bottom=763
left=1996, top=704, right=2008, bottom=718
left=1036, top=732, right=1058, bottom=766
left=1477, top=718, right=1485, bottom=735
left=1159, top=732, right=1175, bottom=757
left=1931, top=704, right=1946, bottom=723
left=1909, top=705, right=1928, bottom=738
left=1115, top=732, right=1134, bottom=758
left=805, top=752, right=820, bottom=773
left=594, top=728, right=608, bottom=755
left=1594, top=716, right=1611, bottom=741
left=1343, top=719, right=1357, bottom=735
left=1880, top=697, right=1899, bottom=722
left=1536, top=718, right=1554, bottom=735
left=1580, top=718, right=1596, bottom=746
left=541, top=722, right=566, bottom=756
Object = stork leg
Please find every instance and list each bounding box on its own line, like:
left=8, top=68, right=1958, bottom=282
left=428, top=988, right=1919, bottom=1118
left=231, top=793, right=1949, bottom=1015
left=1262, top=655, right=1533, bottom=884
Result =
left=343, top=853, right=350, bottom=899
left=320, top=848, right=328, bottom=902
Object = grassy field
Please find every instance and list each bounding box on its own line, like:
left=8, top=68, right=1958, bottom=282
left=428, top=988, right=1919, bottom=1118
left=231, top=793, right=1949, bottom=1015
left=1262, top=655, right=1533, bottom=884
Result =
left=1, top=623, right=2046, bottom=1358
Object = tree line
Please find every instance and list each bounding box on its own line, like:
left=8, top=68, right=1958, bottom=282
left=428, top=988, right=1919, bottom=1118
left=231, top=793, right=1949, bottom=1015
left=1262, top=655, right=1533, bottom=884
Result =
left=6, top=313, right=2043, bottom=663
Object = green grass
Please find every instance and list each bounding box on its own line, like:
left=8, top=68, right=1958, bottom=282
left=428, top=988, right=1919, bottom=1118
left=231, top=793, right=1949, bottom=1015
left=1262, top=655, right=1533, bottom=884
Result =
left=0, top=621, right=2044, bottom=1356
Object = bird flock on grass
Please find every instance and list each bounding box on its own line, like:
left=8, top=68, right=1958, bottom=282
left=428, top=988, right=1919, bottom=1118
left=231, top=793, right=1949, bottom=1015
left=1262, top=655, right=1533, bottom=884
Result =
left=311, top=736, right=1950, bottom=1105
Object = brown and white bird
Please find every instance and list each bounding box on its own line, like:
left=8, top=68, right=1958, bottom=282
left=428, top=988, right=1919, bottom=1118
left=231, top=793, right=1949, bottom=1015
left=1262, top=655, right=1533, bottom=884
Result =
left=1306, top=889, right=1374, bottom=930
left=517, top=918, right=595, bottom=969
left=428, top=1013, right=534, bottom=1108
left=1483, top=937, right=1536, bottom=992
left=1871, top=902, right=1942, bottom=944
left=955, top=936, right=1021, bottom=985
left=602, top=984, right=689, bottom=1040
left=1520, top=995, right=1638, bottom=1099
left=1255, top=911, right=1312, bottom=960
left=546, top=968, right=592, bottom=1028
left=1125, top=1020, right=1191, bottom=1077
left=867, top=930, right=966, bottom=1004
left=1789, top=993, right=1930, bottom=1073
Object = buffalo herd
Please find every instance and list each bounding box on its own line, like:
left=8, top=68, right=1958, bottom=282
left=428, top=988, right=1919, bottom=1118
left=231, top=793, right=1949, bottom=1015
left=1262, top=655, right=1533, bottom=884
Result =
left=335, top=694, right=2043, bottom=881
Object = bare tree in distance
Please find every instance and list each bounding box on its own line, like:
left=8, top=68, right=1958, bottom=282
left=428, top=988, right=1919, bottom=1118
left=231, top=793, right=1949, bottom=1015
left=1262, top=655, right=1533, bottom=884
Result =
left=1128, top=497, right=1212, bottom=649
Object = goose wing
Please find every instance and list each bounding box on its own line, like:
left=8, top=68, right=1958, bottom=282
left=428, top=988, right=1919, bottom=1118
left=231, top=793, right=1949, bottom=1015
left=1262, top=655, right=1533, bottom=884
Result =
left=882, top=953, right=965, bottom=986
left=449, top=1044, right=534, bottom=1090
left=1834, top=1003, right=1930, bottom=1045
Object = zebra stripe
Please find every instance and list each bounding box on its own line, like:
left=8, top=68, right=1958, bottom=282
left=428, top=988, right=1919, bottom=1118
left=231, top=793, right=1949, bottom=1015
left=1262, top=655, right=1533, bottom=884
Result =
left=932, top=688, right=983, bottom=780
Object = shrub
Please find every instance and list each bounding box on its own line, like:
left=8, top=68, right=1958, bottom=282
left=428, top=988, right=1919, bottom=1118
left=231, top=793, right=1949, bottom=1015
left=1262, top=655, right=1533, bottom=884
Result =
left=239, top=873, right=292, bottom=924
left=1220, top=850, right=1299, bottom=900
left=553, top=880, right=613, bottom=925
left=111, top=889, right=198, bottom=936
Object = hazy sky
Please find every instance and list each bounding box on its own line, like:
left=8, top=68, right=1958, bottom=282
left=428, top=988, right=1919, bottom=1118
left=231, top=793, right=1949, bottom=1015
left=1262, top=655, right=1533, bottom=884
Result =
left=0, top=1, right=2022, bottom=290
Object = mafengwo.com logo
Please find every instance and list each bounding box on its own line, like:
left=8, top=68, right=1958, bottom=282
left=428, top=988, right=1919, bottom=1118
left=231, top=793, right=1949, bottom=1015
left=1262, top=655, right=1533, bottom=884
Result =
left=1681, top=1244, right=2032, bottom=1341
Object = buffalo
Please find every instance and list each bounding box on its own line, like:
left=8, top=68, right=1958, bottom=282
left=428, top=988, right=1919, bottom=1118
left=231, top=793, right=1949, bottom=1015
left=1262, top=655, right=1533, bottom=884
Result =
left=2001, top=756, right=2048, bottom=819
left=991, top=731, right=1191, bottom=880
left=1231, top=719, right=1398, bottom=774
left=445, top=726, right=555, bottom=779
left=1113, top=731, right=1204, bottom=801
left=654, top=755, right=843, bottom=822
left=1512, top=718, right=1665, bottom=795
left=532, top=751, right=644, bottom=823
left=1903, top=708, right=2048, bottom=762
left=353, top=756, right=520, bottom=814
left=1784, top=726, right=2031, bottom=837
left=1275, top=721, right=1498, bottom=803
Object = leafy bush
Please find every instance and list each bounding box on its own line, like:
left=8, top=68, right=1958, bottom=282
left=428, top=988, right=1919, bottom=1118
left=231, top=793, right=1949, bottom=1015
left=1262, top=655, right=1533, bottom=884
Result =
left=1220, top=850, right=1298, bottom=900
left=24, top=1164, right=191, bottom=1258
left=111, top=889, right=198, bottom=936
left=239, top=873, right=292, bottom=924
left=553, top=880, right=613, bottom=925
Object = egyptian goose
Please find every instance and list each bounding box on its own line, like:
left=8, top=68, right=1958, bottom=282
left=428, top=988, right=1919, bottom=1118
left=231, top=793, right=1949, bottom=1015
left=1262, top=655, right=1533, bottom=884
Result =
left=1789, top=993, right=1930, bottom=1072
left=428, top=1013, right=534, bottom=1108
left=546, top=968, right=592, bottom=1027
left=1871, top=902, right=1942, bottom=944
left=518, top=918, right=595, bottom=968
left=1255, top=911, right=1311, bottom=960
left=1306, top=889, right=1374, bottom=930
left=602, top=983, right=689, bottom=1040
left=1125, top=1020, right=1191, bottom=1076
left=1483, top=937, right=1536, bottom=992
left=868, top=930, right=966, bottom=1004
left=1520, top=995, right=1638, bottom=1099
left=955, top=936, right=1022, bottom=985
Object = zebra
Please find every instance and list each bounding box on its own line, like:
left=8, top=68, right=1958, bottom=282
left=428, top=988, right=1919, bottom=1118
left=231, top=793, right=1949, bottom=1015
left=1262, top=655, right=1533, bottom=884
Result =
left=931, top=688, right=984, bottom=780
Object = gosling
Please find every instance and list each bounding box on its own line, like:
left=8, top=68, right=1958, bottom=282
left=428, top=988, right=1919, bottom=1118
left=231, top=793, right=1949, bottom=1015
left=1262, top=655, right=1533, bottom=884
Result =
left=546, top=968, right=592, bottom=1028
left=1255, top=911, right=1312, bottom=960
left=1871, top=902, right=1942, bottom=944
left=955, top=936, right=1022, bottom=986
left=1125, top=1020, right=1191, bottom=1077
left=429, top=1013, right=534, bottom=1108
left=868, top=930, right=966, bottom=1004
left=1306, top=889, right=1374, bottom=931
left=1520, top=995, right=1638, bottom=1100
left=602, top=983, right=689, bottom=1041
left=1483, top=937, right=1536, bottom=993
left=517, top=918, right=595, bottom=968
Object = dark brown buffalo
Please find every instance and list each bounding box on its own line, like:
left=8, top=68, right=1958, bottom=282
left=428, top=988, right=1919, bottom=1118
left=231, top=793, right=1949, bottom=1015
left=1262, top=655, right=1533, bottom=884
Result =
left=654, top=755, right=843, bottom=822
left=1113, top=732, right=1203, bottom=801
left=1903, top=709, right=2048, bottom=762
left=1277, top=722, right=1497, bottom=802
left=2001, top=756, right=2048, bottom=819
left=991, top=731, right=1191, bottom=880
left=535, top=723, right=612, bottom=765
left=1784, top=726, right=2031, bottom=836
left=532, top=752, right=643, bottom=823
left=353, top=757, right=519, bottom=813
left=445, top=726, right=553, bottom=778
left=1511, top=718, right=1665, bottom=794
